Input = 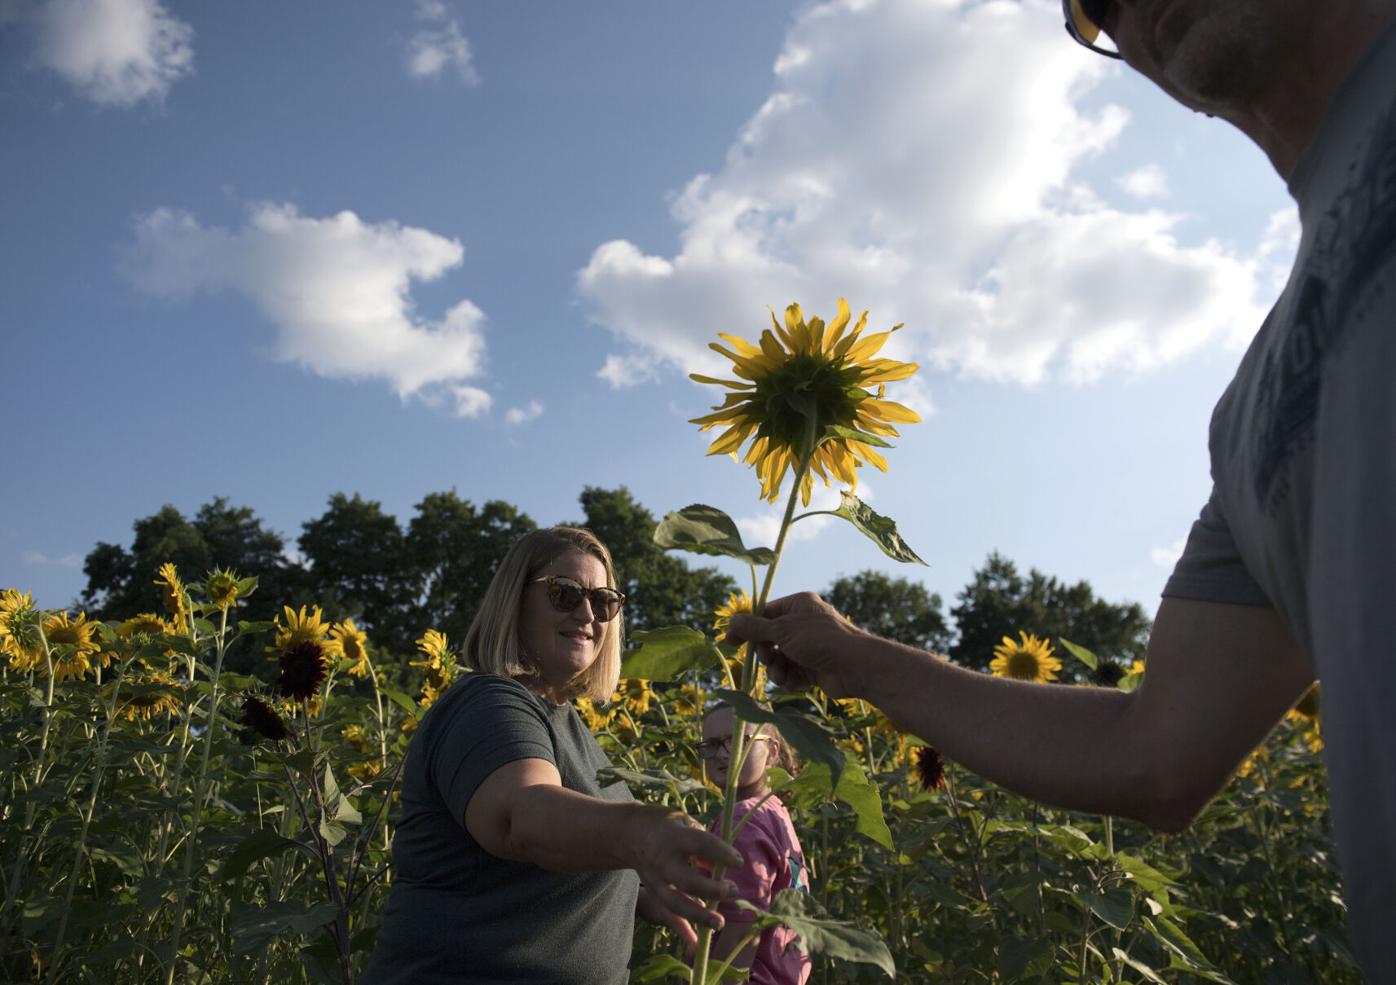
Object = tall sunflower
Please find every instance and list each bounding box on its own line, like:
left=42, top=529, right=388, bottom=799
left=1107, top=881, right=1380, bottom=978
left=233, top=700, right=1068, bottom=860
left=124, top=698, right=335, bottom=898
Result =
left=411, top=629, right=457, bottom=710
left=154, top=563, right=189, bottom=626
left=331, top=620, right=371, bottom=678
left=43, top=611, right=102, bottom=682
left=204, top=568, right=242, bottom=612
left=0, top=589, right=42, bottom=673
left=989, top=632, right=1062, bottom=684
left=267, top=605, right=333, bottom=701
left=117, top=613, right=174, bottom=639
left=690, top=299, right=921, bottom=504
left=108, top=671, right=182, bottom=722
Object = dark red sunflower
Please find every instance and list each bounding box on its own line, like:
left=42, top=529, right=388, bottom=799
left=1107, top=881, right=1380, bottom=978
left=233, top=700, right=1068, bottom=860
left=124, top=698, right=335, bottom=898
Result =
left=913, top=745, right=945, bottom=792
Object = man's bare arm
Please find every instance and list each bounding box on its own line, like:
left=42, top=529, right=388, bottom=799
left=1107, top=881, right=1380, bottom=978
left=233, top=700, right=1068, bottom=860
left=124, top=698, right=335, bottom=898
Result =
left=730, top=595, right=1312, bottom=830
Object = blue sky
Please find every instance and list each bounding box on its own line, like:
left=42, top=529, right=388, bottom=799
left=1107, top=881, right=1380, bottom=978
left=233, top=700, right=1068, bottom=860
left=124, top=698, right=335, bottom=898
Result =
left=2, top=0, right=1295, bottom=624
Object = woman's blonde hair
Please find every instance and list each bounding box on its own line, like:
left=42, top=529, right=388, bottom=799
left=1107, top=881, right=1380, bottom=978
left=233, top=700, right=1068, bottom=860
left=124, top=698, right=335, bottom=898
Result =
left=462, top=527, right=624, bottom=702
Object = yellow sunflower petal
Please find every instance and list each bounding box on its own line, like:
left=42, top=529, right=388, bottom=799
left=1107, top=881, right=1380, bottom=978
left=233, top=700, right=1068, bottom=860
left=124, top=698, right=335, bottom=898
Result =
left=863, top=398, right=921, bottom=424
left=690, top=373, right=755, bottom=389
left=858, top=359, right=921, bottom=384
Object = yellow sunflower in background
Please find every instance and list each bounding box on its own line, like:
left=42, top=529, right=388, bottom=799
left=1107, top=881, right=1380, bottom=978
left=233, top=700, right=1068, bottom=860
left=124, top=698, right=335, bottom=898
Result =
left=575, top=696, right=617, bottom=732
left=154, top=563, right=189, bottom=626
left=411, top=629, right=458, bottom=710
left=117, top=613, right=173, bottom=638
left=615, top=678, right=653, bottom=717
left=712, top=590, right=762, bottom=688
left=342, top=723, right=374, bottom=754
left=691, top=299, right=921, bottom=504
left=331, top=620, right=371, bottom=677
left=42, top=611, right=102, bottom=682
left=1286, top=683, right=1322, bottom=753
left=204, top=568, right=242, bottom=612
left=1, top=589, right=43, bottom=673
left=348, top=759, right=384, bottom=783
left=989, top=632, right=1062, bottom=684
left=108, top=671, right=182, bottom=722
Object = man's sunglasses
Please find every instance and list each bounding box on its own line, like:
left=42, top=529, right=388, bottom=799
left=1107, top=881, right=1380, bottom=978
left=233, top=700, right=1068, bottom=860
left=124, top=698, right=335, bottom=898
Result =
left=531, top=575, right=625, bottom=622
left=1063, top=0, right=1121, bottom=59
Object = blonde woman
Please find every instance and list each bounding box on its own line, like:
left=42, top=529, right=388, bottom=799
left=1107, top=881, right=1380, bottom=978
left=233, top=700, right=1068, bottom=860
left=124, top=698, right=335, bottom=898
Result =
left=363, top=527, right=740, bottom=985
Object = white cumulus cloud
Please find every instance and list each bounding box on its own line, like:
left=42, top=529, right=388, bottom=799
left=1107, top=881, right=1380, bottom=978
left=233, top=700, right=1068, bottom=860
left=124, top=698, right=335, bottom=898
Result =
left=1150, top=537, right=1186, bottom=568
left=22, top=550, right=82, bottom=567
left=578, top=0, right=1288, bottom=389
left=504, top=400, right=544, bottom=425
left=30, top=0, right=193, bottom=107
left=1116, top=164, right=1169, bottom=200
left=406, top=0, right=478, bottom=84
left=125, top=203, right=494, bottom=416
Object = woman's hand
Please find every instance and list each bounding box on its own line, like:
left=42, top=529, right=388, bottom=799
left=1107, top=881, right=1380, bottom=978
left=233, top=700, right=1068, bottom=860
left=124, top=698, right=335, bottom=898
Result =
left=636, top=883, right=699, bottom=951
left=625, top=806, right=743, bottom=936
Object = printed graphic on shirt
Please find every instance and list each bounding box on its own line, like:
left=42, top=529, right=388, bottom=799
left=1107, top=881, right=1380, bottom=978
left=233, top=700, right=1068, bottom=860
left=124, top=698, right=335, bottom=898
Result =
left=788, top=853, right=809, bottom=894
left=1254, top=91, right=1396, bottom=513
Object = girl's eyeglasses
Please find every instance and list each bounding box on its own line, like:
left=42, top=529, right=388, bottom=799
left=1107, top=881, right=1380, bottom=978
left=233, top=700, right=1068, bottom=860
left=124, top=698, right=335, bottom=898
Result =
left=531, top=575, right=625, bottom=622
left=697, top=735, right=774, bottom=760
left=1063, top=0, right=1121, bottom=59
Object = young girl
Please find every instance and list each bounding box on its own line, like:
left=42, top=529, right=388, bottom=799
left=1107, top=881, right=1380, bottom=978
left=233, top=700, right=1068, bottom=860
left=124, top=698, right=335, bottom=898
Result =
left=700, top=704, right=813, bottom=985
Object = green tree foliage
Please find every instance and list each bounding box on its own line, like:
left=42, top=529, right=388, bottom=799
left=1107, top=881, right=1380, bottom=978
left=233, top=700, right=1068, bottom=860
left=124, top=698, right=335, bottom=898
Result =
left=298, top=493, right=406, bottom=637
left=80, top=498, right=300, bottom=624
left=399, top=492, right=536, bottom=652
left=575, top=486, right=736, bottom=633
left=950, top=550, right=1151, bottom=676
left=825, top=570, right=951, bottom=652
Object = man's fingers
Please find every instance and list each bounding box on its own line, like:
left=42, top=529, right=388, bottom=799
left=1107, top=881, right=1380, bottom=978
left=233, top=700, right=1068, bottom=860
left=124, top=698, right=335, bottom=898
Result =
left=725, top=611, right=775, bottom=647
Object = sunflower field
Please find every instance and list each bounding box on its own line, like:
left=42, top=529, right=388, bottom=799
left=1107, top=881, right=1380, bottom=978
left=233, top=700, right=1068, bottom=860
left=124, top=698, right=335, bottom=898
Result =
left=0, top=301, right=1360, bottom=984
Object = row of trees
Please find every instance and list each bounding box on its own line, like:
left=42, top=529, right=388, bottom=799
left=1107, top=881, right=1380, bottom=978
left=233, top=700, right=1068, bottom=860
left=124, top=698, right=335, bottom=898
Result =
left=77, top=487, right=1151, bottom=677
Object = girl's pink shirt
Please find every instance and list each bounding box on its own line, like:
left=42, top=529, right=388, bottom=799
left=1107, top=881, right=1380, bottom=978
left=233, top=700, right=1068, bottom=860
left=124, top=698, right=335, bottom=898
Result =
left=710, top=794, right=813, bottom=985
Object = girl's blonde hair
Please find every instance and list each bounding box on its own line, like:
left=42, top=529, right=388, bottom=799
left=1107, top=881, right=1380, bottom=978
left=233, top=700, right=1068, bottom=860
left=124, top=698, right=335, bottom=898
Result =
left=705, top=703, right=800, bottom=776
left=462, top=527, right=623, bottom=702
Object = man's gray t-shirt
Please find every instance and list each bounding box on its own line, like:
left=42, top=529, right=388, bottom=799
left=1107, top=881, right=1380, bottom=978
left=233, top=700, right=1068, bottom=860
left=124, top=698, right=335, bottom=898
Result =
left=361, top=673, right=639, bottom=984
left=1163, top=15, right=1396, bottom=980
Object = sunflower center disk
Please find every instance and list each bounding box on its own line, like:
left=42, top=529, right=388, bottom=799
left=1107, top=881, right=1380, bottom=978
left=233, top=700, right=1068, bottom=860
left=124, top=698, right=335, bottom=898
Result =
left=756, top=354, right=862, bottom=447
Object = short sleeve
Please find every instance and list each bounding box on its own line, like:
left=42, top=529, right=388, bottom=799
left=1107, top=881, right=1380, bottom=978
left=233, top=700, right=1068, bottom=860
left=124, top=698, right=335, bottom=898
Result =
left=421, top=675, right=556, bottom=829
left=1162, top=488, right=1273, bottom=607
left=719, top=812, right=784, bottom=923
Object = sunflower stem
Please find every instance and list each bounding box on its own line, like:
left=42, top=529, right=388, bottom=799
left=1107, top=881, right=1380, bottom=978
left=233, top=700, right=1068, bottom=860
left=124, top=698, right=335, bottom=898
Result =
left=163, top=605, right=230, bottom=985
left=45, top=663, right=126, bottom=984
left=692, top=424, right=818, bottom=985
left=0, top=621, right=58, bottom=959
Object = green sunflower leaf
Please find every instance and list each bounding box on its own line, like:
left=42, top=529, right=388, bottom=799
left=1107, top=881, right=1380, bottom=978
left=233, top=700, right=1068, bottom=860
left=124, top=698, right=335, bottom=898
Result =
left=833, top=491, right=926, bottom=565
left=654, top=504, right=775, bottom=566
left=1058, top=637, right=1098, bottom=670
left=822, top=424, right=894, bottom=448
left=736, top=890, right=896, bottom=978
left=230, top=900, right=340, bottom=956
left=624, top=626, right=724, bottom=681
left=793, top=757, right=893, bottom=850
left=595, top=766, right=710, bottom=798
left=221, top=829, right=314, bottom=882
left=629, top=954, right=694, bottom=983
left=714, top=689, right=844, bottom=787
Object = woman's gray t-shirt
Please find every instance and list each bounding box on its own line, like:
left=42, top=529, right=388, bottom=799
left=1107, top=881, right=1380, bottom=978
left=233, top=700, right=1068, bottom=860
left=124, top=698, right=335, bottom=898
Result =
left=361, top=673, right=639, bottom=985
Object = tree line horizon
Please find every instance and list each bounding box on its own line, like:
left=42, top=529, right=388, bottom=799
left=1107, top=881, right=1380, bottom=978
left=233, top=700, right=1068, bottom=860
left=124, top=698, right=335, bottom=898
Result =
left=74, top=487, right=1152, bottom=681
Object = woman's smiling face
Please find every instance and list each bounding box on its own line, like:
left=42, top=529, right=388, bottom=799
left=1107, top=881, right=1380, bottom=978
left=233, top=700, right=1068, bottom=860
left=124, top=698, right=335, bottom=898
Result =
left=519, top=550, right=609, bottom=698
